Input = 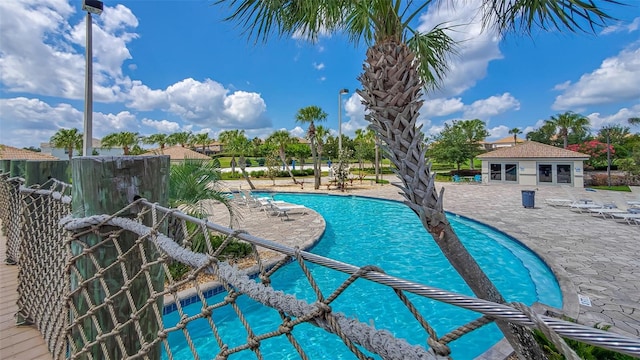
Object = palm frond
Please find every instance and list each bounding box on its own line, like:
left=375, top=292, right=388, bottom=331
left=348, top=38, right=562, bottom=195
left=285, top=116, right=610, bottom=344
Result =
left=407, top=25, right=457, bottom=90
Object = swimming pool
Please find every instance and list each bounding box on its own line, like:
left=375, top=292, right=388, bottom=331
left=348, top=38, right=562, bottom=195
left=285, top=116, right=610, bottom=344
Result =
left=164, top=193, right=562, bottom=359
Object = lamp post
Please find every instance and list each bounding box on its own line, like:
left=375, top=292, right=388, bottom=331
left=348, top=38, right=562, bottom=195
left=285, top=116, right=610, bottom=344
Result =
left=82, top=0, right=103, bottom=157
left=338, top=88, right=349, bottom=155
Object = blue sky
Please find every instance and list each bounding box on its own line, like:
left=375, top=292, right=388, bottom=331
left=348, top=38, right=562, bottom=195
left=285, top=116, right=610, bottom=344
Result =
left=1, top=0, right=639, bottom=149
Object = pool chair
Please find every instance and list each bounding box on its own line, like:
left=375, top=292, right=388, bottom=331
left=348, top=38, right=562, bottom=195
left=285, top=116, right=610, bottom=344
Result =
left=586, top=205, right=630, bottom=219
left=269, top=201, right=308, bottom=221
left=452, top=175, right=462, bottom=183
left=610, top=212, right=640, bottom=225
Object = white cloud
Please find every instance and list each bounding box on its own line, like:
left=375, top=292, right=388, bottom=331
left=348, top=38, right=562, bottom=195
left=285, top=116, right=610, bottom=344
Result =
left=487, top=125, right=510, bottom=139
left=587, top=104, right=640, bottom=130
left=289, top=126, right=305, bottom=138
left=0, top=97, right=82, bottom=147
left=0, top=1, right=138, bottom=102
left=313, top=62, right=325, bottom=70
left=141, top=119, right=182, bottom=133
left=601, top=17, right=639, bottom=35
left=417, top=0, right=503, bottom=97
left=553, top=43, right=640, bottom=110
left=463, top=93, right=520, bottom=119
left=93, top=111, right=138, bottom=137
left=423, top=97, right=465, bottom=117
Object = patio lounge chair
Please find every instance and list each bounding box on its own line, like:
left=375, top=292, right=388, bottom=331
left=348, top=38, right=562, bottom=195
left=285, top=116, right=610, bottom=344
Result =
left=610, top=212, right=640, bottom=225
left=268, top=201, right=308, bottom=220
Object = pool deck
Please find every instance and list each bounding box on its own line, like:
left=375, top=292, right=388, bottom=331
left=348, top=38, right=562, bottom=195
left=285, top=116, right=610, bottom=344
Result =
left=1, top=176, right=638, bottom=359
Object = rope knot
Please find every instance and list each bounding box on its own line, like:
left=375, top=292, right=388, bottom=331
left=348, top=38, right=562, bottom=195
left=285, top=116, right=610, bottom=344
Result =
left=246, top=336, right=260, bottom=350
left=427, top=337, right=451, bottom=357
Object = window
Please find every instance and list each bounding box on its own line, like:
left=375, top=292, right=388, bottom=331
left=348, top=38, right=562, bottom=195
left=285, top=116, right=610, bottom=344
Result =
left=538, top=164, right=552, bottom=183
left=490, top=164, right=502, bottom=180
left=489, top=162, right=518, bottom=182
left=537, top=163, right=572, bottom=185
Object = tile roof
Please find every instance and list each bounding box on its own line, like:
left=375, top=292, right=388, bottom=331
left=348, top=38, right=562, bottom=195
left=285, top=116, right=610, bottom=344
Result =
left=142, top=145, right=211, bottom=160
left=0, top=144, right=59, bottom=160
left=477, top=141, right=589, bottom=159
left=492, top=135, right=525, bottom=144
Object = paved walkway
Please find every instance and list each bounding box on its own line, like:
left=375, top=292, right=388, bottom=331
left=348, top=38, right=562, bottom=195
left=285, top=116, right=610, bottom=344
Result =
left=1, top=176, right=638, bottom=359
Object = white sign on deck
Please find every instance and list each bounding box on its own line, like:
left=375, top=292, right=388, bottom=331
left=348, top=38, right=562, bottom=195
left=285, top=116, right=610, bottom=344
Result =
left=578, top=294, right=592, bottom=307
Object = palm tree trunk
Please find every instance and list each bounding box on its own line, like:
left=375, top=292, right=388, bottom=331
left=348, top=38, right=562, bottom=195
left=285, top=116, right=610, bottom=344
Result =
left=358, top=41, right=545, bottom=360
left=238, top=156, right=255, bottom=190
left=279, top=149, right=297, bottom=184
left=310, top=137, right=320, bottom=189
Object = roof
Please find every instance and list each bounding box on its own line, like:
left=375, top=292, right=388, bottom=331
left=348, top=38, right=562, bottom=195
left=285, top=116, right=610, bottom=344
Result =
left=477, top=141, right=589, bottom=159
left=492, top=135, right=525, bottom=144
left=142, top=145, right=211, bottom=160
left=40, top=138, right=105, bottom=149
left=0, top=144, right=59, bottom=160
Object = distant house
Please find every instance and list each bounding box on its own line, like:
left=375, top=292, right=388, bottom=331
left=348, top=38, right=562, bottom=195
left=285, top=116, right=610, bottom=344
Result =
left=143, top=145, right=211, bottom=164
left=40, top=139, right=124, bottom=159
left=479, top=136, right=525, bottom=151
left=0, top=144, right=58, bottom=160
left=192, top=141, right=223, bottom=155
left=476, top=141, right=589, bottom=187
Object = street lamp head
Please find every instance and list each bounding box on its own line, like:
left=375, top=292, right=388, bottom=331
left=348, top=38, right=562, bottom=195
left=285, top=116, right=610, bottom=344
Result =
left=340, top=88, right=349, bottom=95
left=83, top=0, right=103, bottom=15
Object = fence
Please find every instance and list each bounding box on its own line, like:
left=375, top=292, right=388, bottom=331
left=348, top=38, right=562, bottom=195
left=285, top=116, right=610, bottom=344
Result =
left=0, top=158, right=639, bottom=360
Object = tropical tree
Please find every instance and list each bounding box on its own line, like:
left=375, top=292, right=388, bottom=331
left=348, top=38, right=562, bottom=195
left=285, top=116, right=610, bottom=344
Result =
left=290, top=143, right=311, bottom=171
left=428, top=122, right=470, bottom=171
left=526, top=121, right=558, bottom=145
left=266, top=130, right=298, bottom=184
left=628, top=117, right=640, bottom=126
left=191, top=132, right=213, bottom=153
left=219, top=130, right=241, bottom=176
left=143, top=133, right=169, bottom=151
left=101, top=131, right=141, bottom=155
left=509, top=127, right=523, bottom=146
left=225, top=130, right=256, bottom=190
left=217, top=0, right=620, bottom=357
left=545, top=111, right=590, bottom=148
left=458, top=119, right=489, bottom=169
left=353, top=128, right=375, bottom=172
left=167, top=131, right=192, bottom=147
left=295, top=105, right=328, bottom=189
left=50, top=128, right=82, bottom=160
left=315, top=125, right=330, bottom=169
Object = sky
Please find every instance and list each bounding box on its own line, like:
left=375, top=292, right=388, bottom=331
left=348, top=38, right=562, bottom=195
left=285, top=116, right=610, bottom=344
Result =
left=0, top=0, right=639, bottom=149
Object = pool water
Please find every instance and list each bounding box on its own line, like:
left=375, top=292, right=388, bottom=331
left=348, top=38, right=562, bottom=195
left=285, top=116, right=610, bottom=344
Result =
left=163, top=194, right=562, bottom=359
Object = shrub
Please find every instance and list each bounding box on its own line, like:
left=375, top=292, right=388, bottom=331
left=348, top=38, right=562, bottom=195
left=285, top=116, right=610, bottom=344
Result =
left=257, top=158, right=265, bottom=166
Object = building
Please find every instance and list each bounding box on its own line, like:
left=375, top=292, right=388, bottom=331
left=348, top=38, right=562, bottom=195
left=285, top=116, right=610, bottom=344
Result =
left=40, top=139, right=124, bottom=159
left=0, top=144, right=58, bottom=160
left=479, top=136, right=525, bottom=151
left=142, top=145, right=212, bottom=164
left=476, top=141, right=589, bottom=187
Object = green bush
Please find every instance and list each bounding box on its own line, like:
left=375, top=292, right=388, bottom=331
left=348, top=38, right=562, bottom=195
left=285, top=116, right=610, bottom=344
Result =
left=257, top=158, right=265, bottom=166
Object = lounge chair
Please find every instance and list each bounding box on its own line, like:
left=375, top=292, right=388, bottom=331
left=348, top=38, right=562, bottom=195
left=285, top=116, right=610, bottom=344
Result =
left=267, top=201, right=308, bottom=220
left=610, top=212, right=640, bottom=225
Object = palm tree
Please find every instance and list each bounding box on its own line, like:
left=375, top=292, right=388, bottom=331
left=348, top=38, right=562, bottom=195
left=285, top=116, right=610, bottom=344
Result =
left=220, top=130, right=255, bottom=189
left=167, top=131, right=192, bottom=147
left=295, top=105, right=328, bottom=189
left=315, top=125, right=330, bottom=170
left=458, top=119, right=489, bottom=169
left=545, top=111, right=590, bottom=148
left=101, top=131, right=141, bottom=155
left=191, top=132, right=212, bottom=154
left=629, top=117, right=640, bottom=126
left=217, top=0, right=618, bottom=357
left=143, top=133, right=169, bottom=151
left=509, top=127, right=523, bottom=146
left=266, top=130, right=298, bottom=184
left=50, top=128, right=82, bottom=160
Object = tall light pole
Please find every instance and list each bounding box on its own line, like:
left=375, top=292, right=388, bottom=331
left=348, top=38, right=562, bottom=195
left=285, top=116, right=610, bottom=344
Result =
left=338, top=88, right=349, bottom=155
left=82, top=0, right=103, bottom=157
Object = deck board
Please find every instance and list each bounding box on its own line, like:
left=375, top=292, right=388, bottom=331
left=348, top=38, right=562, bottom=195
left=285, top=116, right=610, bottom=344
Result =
left=0, top=233, right=51, bottom=360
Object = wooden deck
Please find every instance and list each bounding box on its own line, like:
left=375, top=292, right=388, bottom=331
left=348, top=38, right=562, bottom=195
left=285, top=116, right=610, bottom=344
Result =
left=0, top=234, right=51, bottom=360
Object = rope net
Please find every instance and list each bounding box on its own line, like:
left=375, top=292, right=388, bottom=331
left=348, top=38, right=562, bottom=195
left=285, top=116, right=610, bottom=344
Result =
left=0, top=175, right=638, bottom=359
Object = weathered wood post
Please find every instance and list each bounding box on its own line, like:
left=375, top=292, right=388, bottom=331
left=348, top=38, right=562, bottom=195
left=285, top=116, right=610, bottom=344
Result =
left=0, top=159, right=11, bottom=173
left=10, top=160, right=27, bottom=177
left=70, top=156, right=169, bottom=359
left=25, top=160, right=71, bottom=187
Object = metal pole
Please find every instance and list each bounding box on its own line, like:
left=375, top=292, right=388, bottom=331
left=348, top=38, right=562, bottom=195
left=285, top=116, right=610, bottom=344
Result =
left=83, top=12, right=93, bottom=157
left=338, top=91, right=342, bottom=155
left=606, top=130, right=611, bottom=187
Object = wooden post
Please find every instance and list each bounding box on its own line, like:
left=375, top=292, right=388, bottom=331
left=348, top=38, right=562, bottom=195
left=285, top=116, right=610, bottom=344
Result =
left=24, top=160, right=71, bottom=187
left=0, top=159, right=11, bottom=173
left=70, top=156, right=169, bottom=359
left=9, top=160, right=27, bottom=177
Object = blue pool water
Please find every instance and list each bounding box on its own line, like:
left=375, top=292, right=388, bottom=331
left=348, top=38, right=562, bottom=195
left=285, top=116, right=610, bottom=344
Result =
left=164, top=193, right=562, bottom=359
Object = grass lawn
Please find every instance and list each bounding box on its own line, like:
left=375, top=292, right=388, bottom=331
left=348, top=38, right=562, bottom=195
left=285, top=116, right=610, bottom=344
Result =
left=589, top=185, right=632, bottom=192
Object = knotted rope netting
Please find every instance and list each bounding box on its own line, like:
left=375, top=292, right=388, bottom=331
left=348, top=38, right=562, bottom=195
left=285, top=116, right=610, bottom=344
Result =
left=1, top=175, right=638, bottom=359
